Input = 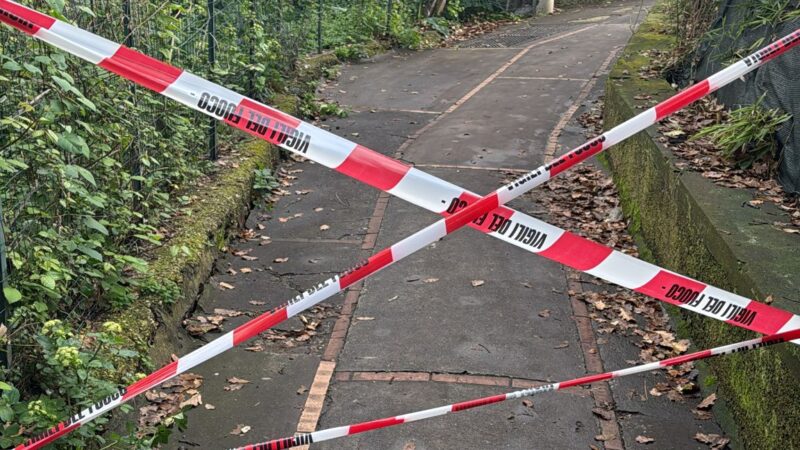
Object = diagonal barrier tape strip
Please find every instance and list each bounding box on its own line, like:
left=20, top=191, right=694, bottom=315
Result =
left=231, top=328, right=800, bottom=450
left=2, top=2, right=799, bottom=446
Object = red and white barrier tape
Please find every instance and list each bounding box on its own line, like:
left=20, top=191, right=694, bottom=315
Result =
left=2, top=2, right=799, bottom=447
left=233, top=328, right=800, bottom=450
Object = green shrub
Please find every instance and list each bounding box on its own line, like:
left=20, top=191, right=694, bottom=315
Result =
left=692, top=96, right=791, bottom=169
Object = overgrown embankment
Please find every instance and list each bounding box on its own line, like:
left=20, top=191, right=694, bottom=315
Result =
left=602, top=5, right=800, bottom=448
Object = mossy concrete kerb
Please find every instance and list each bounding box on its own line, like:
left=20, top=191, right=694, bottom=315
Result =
left=110, top=135, right=279, bottom=366
left=602, top=7, right=800, bottom=448
left=103, top=93, right=299, bottom=369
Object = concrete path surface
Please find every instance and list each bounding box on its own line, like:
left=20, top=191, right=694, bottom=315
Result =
left=168, top=2, right=731, bottom=449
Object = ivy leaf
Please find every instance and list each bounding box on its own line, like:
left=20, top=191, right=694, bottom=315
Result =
left=84, top=217, right=109, bottom=235
left=40, top=275, right=56, bottom=290
left=0, top=404, right=13, bottom=422
left=23, top=63, right=42, bottom=75
left=77, top=245, right=103, bottom=261
left=2, top=61, right=21, bottom=72
left=58, top=133, right=90, bottom=157
left=51, top=75, right=73, bottom=92
left=2, top=287, right=22, bottom=304
left=76, top=166, right=96, bottom=187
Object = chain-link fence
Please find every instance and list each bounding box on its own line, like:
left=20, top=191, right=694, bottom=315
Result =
left=693, top=0, right=800, bottom=193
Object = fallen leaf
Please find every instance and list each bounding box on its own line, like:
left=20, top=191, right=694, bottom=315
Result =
left=240, top=267, right=252, bottom=274
left=593, top=300, right=607, bottom=310
left=423, top=278, right=439, bottom=283
left=204, top=403, right=216, bottom=410
left=522, top=399, right=533, bottom=408
left=219, top=282, right=235, bottom=290
left=320, top=224, right=330, bottom=231
left=697, top=393, right=717, bottom=410
left=314, top=207, right=324, bottom=212
left=635, top=435, right=655, bottom=444
left=214, top=308, right=244, bottom=317
left=179, top=392, right=202, bottom=409
left=694, top=432, right=730, bottom=449
left=241, top=255, right=258, bottom=261
left=297, top=385, right=308, bottom=395
left=249, top=300, right=266, bottom=306
left=554, top=341, right=570, bottom=349
left=274, top=257, right=289, bottom=263
left=227, top=377, right=250, bottom=384
left=591, top=407, right=613, bottom=420
left=538, top=309, right=551, bottom=318
left=278, top=217, right=290, bottom=223
left=230, top=424, right=251, bottom=435
left=356, top=316, right=375, bottom=321
left=471, top=280, right=485, bottom=287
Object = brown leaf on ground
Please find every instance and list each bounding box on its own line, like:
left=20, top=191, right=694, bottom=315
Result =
left=214, top=308, right=244, bottom=317
left=240, top=267, right=252, bottom=274
left=538, top=309, right=551, bottom=318
left=471, top=279, right=485, bottom=287
left=697, top=393, right=717, bottom=410
left=219, top=282, right=235, bottom=290
left=227, top=377, right=250, bottom=384
left=274, top=257, right=289, bottom=263
left=184, top=321, right=220, bottom=336
left=320, top=224, right=330, bottom=231
left=554, top=341, right=570, bottom=349
left=204, top=403, right=216, bottom=410
left=249, top=300, right=266, bottom=306
left=635, top=435, right=655, bottom=444
left=522, top=399, right=533, bottom=408
left=423, top=278, right=439, bottom=283
left=694, top=433, right=730, bottom=449
left=314, top=207, right=324, bottom=212
left=230, top=424, right=252, bottom=435
left=591, top=407, right=614, bottom=421
left=297, top=385, right=308, bottom=395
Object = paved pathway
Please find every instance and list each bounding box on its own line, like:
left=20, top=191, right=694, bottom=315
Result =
left=170, top=2, right=729, bottom=449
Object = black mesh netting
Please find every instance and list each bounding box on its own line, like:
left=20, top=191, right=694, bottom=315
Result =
left=693, top=1, right=800, bottom=193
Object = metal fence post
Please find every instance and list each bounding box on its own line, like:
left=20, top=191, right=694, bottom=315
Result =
left=0, top=200, right=9, bottom=369
left=123, top=0, right=142, bottom=194
left=385, top=0, right=393, bottom=36
left=207, top=0, right=218, bottom=160
left=317, top=0, right=323, bottom=54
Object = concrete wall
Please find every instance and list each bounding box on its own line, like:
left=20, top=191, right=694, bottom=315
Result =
left=602, top=5, right=800, bottom=448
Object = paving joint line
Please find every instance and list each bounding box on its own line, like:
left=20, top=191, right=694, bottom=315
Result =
left=544, top=46, right=621, bottom=160
left=497, top=76, right=591, bottom=81
left=331, top=370, right=591, bottom=397
left=394, top=24, right=598, bottom=158
left=414, top=163, right=530, bottom=173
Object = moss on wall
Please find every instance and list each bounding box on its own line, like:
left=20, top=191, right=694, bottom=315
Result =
left=602, top=4, right=800, bottom=448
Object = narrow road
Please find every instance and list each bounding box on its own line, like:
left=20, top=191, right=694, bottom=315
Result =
left=170, top=2, right=729, bottom=449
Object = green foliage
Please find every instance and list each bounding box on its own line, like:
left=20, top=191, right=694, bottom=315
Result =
left=252, top=168, right=279, bottom=192
left=738, top=0, right=800, bottom=31
left=0, top=320, right=142, bottom=448
left=692, top=96, right=791, bottom=169
left=0, top=0, right=491, bottom=447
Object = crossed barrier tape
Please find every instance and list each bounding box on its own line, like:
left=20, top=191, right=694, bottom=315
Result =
left=233, top=328, right=800, bottom=450
left=1, top=1, right=799, bottom=447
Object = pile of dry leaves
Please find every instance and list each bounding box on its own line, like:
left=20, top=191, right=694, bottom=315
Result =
left=657, top=97, right=800, bottom=234
left=138, top=373, right=204, bottom=434
left=534, top=164, right=728, bottom=448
